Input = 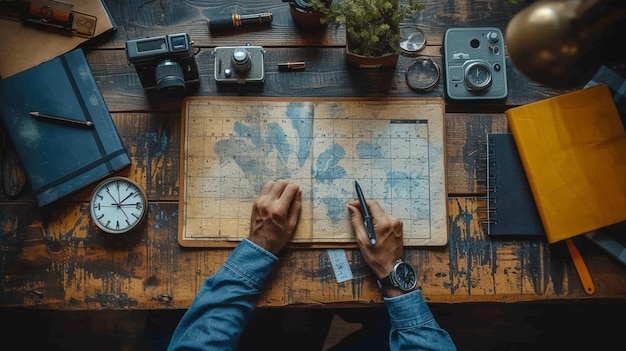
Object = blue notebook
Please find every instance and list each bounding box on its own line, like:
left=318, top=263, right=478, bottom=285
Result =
left=0, top=48, right=130, bottom=207
left=484, top=133, right=545, bottom=236
left=582, top=66, right=626, bottom=265
left=585, top=222, right=626, bottom=266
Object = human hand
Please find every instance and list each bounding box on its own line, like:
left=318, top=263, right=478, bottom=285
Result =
left=248, top=180, right=302, bottom=255
left=347, top=200, right=404, bottom=280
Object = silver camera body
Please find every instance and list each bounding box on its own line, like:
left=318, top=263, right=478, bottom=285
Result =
left=126, top=33, right=199, bottom=96
left=443, top=27, right=507, bottom=101
left=213, top=45, right=266, bottom=86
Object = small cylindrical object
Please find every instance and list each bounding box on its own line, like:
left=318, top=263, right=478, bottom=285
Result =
left=207, top=12, right=273, bottom=30
left=278, top=62, right=306, bottom=71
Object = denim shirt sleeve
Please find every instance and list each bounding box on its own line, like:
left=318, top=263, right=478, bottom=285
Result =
left=167, top=238, right=278, bottom=351
left=385, top=289, right=457, bottom=351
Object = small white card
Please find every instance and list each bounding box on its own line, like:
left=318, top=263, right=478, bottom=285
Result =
left=327, top=249, right=353, bottom=283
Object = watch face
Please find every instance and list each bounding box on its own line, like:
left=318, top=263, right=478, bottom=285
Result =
left=90, top=177, right=147, bottom=234
left=394, top=262, right=417, bottom=291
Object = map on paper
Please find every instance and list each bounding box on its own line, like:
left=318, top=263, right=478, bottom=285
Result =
left=178, top=98, right=448, bottom=247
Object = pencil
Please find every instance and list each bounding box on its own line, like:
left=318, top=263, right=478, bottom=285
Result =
left=30, top=112, right=94, bottom=128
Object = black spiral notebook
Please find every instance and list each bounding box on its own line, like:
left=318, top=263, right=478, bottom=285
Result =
left=0, top=48, right=131, bottom=207
left=484, top=133, right=545, bottom=236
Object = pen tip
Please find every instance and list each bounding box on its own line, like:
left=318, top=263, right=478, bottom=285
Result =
left=370, top=238, right=376, bottom=245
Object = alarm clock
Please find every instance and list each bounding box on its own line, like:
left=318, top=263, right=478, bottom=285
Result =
left=89, top=176, right=148, bottom=234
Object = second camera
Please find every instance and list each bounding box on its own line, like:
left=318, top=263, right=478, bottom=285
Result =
left=213, top=44, right=266, bottom=86
left=443, top=27, right=507, bottom=101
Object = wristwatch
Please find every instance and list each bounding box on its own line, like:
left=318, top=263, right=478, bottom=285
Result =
left=376, top=259, right=417, bottom=292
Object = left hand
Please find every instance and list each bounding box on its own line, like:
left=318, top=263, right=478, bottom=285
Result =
left=248, top=180, right=302, bottom=255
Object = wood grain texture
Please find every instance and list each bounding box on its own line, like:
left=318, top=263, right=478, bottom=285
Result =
left=2, top=0, right=626, bottom=310
left=86, top=47, right=562, bottom=113
left=1, top=198, right=625, bottom=310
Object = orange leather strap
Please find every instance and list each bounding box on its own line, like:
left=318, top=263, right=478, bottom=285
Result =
left=566, top=238, right=595, bottom=295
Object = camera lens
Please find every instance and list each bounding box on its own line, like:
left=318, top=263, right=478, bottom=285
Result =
left=155, top=59, right=186, bottom=95
left=232, top=48, right=252, bottom=73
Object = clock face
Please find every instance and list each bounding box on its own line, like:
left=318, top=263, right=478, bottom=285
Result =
left=395, top=262, right=417, bottom=291
left=464, top=61, right=492, bottom=91
left=90, top=176, right=147, bottom=234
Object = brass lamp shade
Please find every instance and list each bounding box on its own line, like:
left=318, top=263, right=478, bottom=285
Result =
left=505, top=0, right=625, bottom=89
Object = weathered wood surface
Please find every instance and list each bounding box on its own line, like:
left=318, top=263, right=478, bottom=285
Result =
left=1, top=0, right=626, bottom=310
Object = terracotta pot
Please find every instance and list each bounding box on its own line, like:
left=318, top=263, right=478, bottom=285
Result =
left=345, top=47, right=399, bottom=69
left=287, top=0, right=331, bottom=30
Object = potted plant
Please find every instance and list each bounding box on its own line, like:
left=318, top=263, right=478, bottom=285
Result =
left=312, top=0, right=424, bottom=68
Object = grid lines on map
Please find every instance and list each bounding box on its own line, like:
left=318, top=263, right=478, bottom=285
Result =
left=179, top=98, right=447, bottom=247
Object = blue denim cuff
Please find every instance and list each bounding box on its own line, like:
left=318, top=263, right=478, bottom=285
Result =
left=384, top=289, right=436, bottom=329
left=222, top=238, right=279, bottom=289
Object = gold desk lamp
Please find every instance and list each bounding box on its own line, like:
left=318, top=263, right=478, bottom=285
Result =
left=506, top=0, right=626, bottom=89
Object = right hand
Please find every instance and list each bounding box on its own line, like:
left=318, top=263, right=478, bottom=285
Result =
left=347, top=200, right=405, bottom=280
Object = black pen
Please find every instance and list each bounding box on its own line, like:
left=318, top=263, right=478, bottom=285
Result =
left=30, top=112, right=93, bottom=128
left=355, top=180, right=376, bottom=245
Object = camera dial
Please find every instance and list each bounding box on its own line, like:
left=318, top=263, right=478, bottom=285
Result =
left=464, top=61, right=492, bottom=91
left=155, top=59, right=186, bottom=95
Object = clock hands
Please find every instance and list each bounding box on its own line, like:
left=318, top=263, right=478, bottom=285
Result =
left=119, top=192, right=135, bottom=205
left=91, top=177, right=148, bottom=234
left=105, top=187, right=120, bottom=206
left=100, top=183, right=139, bottom=220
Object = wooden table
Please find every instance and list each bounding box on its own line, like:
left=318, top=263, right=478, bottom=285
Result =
left=1, top=0, right=625, bottom=310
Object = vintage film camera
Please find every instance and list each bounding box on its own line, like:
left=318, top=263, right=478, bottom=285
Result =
left=212, top=44, right=266, bottom=86
left=126, top=33, right=199, bottom=96
left=443, top=27, right=507, bottom=101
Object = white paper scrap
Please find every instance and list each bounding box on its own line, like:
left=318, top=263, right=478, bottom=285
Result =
left=327, top=249, right=353, bottom=283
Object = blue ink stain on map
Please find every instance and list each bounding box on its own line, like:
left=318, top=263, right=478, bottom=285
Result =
left=314, top=142, right=348, bottom=223
left=266, top=122, right=291, bottom=164
left=356, top=141, right=383, bottom=159
left=214, top=122, right=278, bottom=176
left=213, top=103, right=316, bottom=179
left=384, top=171, right=426, bottom=199
left=286, top=103, right=313, bottom=168
left=233, top=121, right=262, bottom=149
left=323, top=198, right=345, bottom=224
left=314, top=143, right=346, bottom=183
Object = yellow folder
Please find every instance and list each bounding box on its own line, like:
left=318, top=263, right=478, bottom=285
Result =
left=506, top=84, right=626, bottom=243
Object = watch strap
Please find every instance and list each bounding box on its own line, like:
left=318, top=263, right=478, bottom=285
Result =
left=376, top=274, right=394, bottom=289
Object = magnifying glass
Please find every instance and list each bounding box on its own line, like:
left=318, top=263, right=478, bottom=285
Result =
left=405, top=57, right=440, bottom=92
left=399, top=24, right=426, bottom=56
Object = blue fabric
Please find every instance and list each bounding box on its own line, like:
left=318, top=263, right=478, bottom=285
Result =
left=385, top=290, right=457, bottom=350
left=167, top=239, right=457, bottom=350
left=167, top=239, right=277, bottom=350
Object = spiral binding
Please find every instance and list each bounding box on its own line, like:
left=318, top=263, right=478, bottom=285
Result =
left=476, top=136, right=498, bottom=234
